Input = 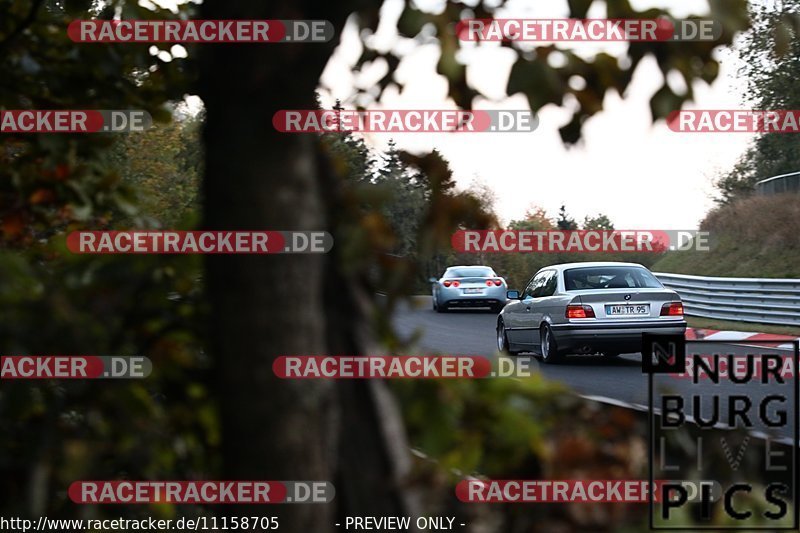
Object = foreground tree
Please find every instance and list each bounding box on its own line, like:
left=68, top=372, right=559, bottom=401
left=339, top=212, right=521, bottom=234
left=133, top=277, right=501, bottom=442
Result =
left=198, top=1, right=424, bottom=528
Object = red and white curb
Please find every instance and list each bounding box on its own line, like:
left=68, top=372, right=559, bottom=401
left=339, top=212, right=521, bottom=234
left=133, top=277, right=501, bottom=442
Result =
left=686, top=327, right=799, bottom=349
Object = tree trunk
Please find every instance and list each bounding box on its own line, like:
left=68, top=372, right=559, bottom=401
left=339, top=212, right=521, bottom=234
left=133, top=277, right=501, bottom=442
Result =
left=199, top=2, right=417, bottom=530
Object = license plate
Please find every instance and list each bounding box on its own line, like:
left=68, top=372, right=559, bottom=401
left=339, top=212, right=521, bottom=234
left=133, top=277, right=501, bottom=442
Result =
left=463, top=288, right=483, bottom=294
left=606, top=304, right=649, bottom=315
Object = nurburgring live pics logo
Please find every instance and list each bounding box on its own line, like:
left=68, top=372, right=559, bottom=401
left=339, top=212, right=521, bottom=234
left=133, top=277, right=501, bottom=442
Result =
left=644, top=335, right=799, bottom=530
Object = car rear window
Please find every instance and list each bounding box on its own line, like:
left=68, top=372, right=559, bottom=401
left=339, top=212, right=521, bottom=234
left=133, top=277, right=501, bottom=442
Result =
left=445, top=267, right=495, bottom=278
left=563, top=266, right=662, bottom=291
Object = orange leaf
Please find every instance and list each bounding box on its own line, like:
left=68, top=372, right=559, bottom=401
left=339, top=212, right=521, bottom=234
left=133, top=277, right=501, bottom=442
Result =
left=55, top=164, right=71, bottom=180
left=29, top=188, right=54, bottom=205
left=2, top=213, right=25, bottom=239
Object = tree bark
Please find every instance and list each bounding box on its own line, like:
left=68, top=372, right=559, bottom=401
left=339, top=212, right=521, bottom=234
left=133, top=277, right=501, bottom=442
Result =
left=199, top=2, right=416, bottom=530
left=199, top=2, right=339, bottom=529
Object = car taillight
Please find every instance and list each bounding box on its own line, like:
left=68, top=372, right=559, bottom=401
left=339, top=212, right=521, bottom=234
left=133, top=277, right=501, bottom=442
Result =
left=661, top=302, right=684, bottom=316
left=486, top=279, right=503, bottom=286
left=566, top=304, right=595, bottom=319
left=443, top=280, right=460, bottom=288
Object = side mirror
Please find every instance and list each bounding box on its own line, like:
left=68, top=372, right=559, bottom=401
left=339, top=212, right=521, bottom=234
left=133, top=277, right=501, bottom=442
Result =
left=506, top=290, right=520, bottom=300
left=428, top=277, right=438, bottom=284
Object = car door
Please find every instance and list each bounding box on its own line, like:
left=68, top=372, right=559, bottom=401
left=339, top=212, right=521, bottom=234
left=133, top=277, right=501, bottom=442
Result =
left=530, top=269, right=559, bottom=347
left=506, top=271, right=547, bottom=347
left=431, top=271, right=443, bottom=301
left=502, top=275, right=531, bottom=343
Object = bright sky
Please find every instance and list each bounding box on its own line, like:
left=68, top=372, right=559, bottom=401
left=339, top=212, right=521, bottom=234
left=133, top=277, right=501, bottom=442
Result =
left=319, top=0, right=757, bottom=230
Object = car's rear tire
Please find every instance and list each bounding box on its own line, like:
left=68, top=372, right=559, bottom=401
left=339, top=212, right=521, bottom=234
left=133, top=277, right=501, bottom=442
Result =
left=435, top=301, right=447, bottom=313
left=497, top=319, right=519, bottom=355
left=540, top=324, right=564, bottom=364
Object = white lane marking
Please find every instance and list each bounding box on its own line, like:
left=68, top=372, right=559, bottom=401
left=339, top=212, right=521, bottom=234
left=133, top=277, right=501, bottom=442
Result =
left=703, top=331, right=757, bottom=341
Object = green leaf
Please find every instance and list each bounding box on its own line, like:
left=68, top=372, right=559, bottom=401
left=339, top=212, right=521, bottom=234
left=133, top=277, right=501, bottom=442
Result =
left=567, top=0, right=596, bottom=19
left=397, top=5, right=427, bottom=37
left=649, top=83, right=683, bottom=122
left=507, top=58, right=565, bottom=112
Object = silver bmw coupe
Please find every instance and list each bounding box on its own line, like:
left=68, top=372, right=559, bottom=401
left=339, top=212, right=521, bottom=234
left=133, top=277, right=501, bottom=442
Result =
left=496, top=262, right=687, bottom=362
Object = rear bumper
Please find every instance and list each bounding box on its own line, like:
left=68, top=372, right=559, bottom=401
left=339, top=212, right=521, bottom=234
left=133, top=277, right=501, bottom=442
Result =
left=442, top=298, right=503, bottom=309
left=551, top=320, right=687, bottom=352
left=438, top=286, right=506, bottom=308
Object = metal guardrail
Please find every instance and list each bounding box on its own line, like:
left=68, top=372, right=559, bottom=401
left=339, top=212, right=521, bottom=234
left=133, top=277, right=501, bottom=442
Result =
left=654, top=272, right=800, bottom=327
left=756, top=171, right=800, bottom=195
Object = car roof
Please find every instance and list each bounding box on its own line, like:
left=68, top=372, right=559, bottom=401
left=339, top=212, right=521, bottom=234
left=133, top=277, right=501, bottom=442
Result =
left=541, top=261, right=647, bottom=273
left=445, top=265, right=494, bottom=270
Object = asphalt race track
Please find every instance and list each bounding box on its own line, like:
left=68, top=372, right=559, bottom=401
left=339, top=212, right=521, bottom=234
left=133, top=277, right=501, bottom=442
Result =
left=393, top=297, right=798, bottom=443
